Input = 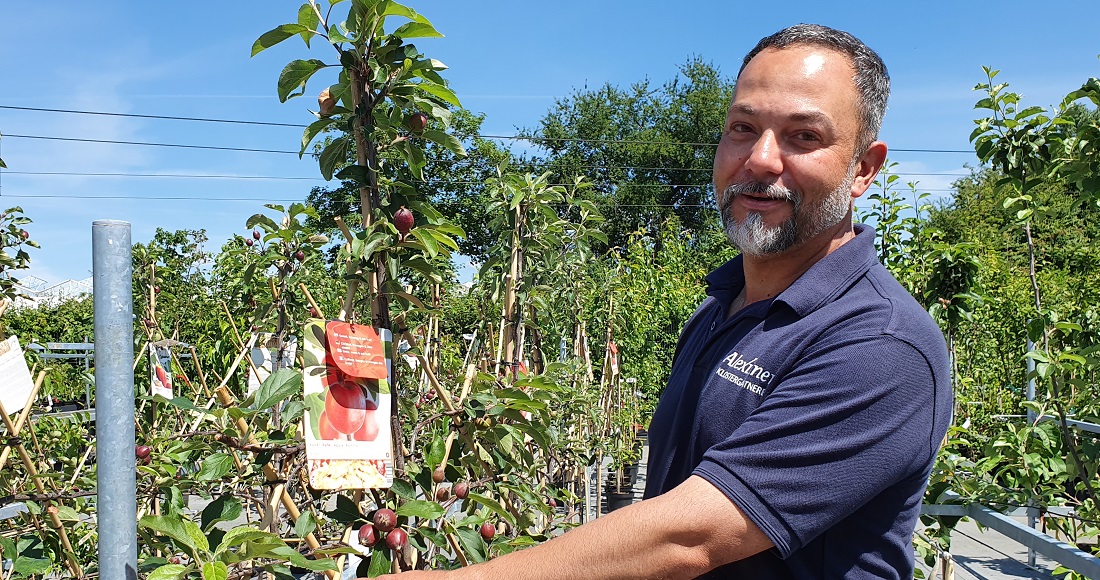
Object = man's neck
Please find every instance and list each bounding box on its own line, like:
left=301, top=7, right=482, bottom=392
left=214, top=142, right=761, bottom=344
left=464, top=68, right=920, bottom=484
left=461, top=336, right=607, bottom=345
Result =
left=736, top=221, right=857, bottom=312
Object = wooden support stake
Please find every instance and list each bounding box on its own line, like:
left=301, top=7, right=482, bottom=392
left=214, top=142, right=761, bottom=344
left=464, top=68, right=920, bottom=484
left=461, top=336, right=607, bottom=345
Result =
left=0, top=397, right=84, bottom=578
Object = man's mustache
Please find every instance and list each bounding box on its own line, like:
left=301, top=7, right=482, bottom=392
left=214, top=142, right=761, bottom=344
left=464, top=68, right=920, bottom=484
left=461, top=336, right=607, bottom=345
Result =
left=723, top=182, right=797, bottom=202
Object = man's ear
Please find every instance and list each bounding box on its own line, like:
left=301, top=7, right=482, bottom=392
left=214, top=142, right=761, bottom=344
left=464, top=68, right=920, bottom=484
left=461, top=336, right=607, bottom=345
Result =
left=850, top=140, right=888, bottom=200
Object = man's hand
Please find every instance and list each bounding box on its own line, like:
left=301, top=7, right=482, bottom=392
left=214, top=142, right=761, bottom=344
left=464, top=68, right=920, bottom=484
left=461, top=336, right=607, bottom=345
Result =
left=361, top=475, right=771, bottom=580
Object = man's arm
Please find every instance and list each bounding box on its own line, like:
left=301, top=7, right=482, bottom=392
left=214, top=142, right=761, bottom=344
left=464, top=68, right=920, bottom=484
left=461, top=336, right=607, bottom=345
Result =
left=373, top=475, right=773, bottom=580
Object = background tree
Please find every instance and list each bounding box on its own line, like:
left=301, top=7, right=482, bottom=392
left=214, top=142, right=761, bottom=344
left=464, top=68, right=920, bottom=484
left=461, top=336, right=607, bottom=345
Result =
left=521, top=57, right=734, bottom=250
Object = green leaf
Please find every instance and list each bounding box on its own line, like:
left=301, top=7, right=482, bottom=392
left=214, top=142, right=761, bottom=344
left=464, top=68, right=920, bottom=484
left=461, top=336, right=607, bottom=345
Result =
left=301, top=117, right=337, bottom=157
left=252, top=24, right=311, bottom=57
left=214, top=527, right=284, bottom=554
left=468, top=493, right=516, bottom=525
left=453, top=526, right=487, bottom=563
left=252, top=368, right=303, bottom=411
left=294, top=511, right=318, bottom=538
left=421, top=129, right=466, bottom=156
left=393, top=22, right=442, bottom=39
left=202, top=561, right=229, bottom=580
left=246, top=213, right=280, bottom=231
left=319, top=136, right=351, bottom=180
left=140, top=514, right=210, bottom=557
left=201, top=495, right=243, bottom=532
left=147, top=564, right=189, bottom=580
left=367, top=546, right=392, bottom=576
left=380, top=1, right=430, bottom=23
left=390, top=477, right=417, bottom=500
left=196, top=453, right=235, bottom=481
left=296, top=4, right=320, bottom=47
left=278, top=59, right=330, bottom=103
left=269, top=545, right=337, bottom=571
left=395, top=499, right=446, bottom=520
left=327, top=493, right=362, bottom=524
left=53, top=505, right=80, bottom=521
left=417, top=83, right=461, bottom=107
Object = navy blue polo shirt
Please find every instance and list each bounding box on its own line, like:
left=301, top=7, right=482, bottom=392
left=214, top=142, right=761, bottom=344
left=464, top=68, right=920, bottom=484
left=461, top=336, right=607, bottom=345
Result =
left=644, top=224, right=952, bottom=579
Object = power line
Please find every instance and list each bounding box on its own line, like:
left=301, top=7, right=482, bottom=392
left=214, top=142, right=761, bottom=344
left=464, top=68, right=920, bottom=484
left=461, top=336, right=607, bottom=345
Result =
left=0, top=105, right=304, bottom=128
left=1, top=105, right=977, bottom=153
left=4, top=134, right=301, bottom=155
left=3, top=171, right=321, bottom=181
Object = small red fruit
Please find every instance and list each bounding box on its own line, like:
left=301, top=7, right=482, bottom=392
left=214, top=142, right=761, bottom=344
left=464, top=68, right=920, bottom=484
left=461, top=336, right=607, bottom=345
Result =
left=480, top=522, right=495, bottom=541
left=309, top=307, right=320, bottom=318
left=135, top=445, right=151, bottom=460
left=385, top=527, right=408, bottom=551
left=454, top=481, right=469, bottom=500
left=435, top=485, right=450, bottom=502
left=406, top=112, right=428, bottom=134
left=154, top=286, right=161, bottom=294
left=432, top=465, right=446, bottom=484
left=245, top=238, right=254, bottom=247
left=548, top=497, right=558, bottom=508
left=394, top=206, right=414, bottom=237
left=373, top=508, right=397, bottom=533
left=20, top=230, right=29, bottom=240
left=253, top=230, right=261, bottom=240
left=295, top=250, right=306, bottom=262
left=358, top=524, right=378, bottom=547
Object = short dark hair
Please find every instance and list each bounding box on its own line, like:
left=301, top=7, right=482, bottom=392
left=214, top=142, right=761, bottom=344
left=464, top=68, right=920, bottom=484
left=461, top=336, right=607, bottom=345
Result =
left=738, top=24, right=890, bottom=153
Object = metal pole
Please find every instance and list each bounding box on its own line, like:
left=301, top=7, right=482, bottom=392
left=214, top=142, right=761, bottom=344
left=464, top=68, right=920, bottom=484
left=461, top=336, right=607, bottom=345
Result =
left=93, top=220, right=137, bottom=579
left=1026, top=334, right=1037, bottom=568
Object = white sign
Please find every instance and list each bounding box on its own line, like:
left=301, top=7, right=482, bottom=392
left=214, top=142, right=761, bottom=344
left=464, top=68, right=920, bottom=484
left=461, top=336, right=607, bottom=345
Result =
left=0, top=336, right=34, bottom=414
left=150, top=344, right=173, bottom=399
left=248, top=334, right=298, bottom=396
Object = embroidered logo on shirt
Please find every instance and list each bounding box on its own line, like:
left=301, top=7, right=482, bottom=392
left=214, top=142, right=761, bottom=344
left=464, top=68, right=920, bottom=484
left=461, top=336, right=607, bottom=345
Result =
left=714, top=351, right=774, bottom=396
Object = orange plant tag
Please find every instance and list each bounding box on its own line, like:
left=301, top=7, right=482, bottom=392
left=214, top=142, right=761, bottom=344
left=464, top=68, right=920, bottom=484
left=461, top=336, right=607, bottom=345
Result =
left=326, top=321, right=388, bottom=379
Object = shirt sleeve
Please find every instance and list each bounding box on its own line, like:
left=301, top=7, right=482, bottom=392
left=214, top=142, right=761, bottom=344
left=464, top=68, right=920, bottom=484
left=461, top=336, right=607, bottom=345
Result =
left=692, top=334, right=941, bottom=557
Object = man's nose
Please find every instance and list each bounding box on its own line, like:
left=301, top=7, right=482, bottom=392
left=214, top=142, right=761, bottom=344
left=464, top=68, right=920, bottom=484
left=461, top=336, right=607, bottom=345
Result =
left=743, top=130, right=783, bottom=179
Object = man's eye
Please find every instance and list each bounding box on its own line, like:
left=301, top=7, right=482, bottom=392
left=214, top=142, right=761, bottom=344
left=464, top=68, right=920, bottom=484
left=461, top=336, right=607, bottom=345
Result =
left=729, top=123, right=753, bottom=134
left=794, top=131, right=820, bottom=141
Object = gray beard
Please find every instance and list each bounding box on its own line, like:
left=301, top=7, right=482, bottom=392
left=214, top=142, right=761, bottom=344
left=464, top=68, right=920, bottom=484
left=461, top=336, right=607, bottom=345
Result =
left=721, top=167, right=855, bottom=256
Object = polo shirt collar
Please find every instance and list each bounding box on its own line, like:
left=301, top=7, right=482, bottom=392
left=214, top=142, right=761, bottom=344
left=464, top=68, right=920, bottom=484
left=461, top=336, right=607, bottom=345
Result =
left=705, top=224, right=880, bottom=317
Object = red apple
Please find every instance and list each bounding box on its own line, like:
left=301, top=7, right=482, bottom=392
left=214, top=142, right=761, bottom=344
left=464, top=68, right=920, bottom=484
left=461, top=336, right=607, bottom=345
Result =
left=373, top=508, right=397, bottom=533
left=252, top=230, right=261, bottom=240
left=454, top=481, right=469, bottom=500
left=325, top=380, right=367, bottom=434
left=358, top=524, right=378, bottom=547
left=480, top=522, right=495, bottom=541
left=385, top=528, right=407, bottom=551
left=394, top=206, right=414, bottom=237
left=406, top=112, right=428, bottom=134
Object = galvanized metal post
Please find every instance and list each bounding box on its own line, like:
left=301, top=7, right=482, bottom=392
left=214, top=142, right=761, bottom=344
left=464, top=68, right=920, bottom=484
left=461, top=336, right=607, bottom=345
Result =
left=93, top=220, right=137, bottom=579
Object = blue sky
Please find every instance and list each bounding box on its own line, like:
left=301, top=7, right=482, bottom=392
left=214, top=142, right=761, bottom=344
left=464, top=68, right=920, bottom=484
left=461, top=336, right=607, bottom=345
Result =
left=2, top=1, right=1098, bottom=286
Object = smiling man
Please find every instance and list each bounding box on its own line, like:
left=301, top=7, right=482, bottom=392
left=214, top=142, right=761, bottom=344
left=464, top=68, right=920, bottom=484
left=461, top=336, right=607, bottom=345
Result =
left=377, top=24, right=952, bottom=580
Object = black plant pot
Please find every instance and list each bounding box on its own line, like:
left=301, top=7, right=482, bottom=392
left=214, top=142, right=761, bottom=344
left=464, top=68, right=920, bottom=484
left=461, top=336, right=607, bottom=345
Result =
left=604, top=487, right=634, bottom=512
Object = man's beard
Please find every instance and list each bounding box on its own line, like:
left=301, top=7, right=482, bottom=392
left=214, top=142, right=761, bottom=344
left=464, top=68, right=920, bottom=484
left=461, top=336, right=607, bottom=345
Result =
left=720, top=165, right=856, bottom=256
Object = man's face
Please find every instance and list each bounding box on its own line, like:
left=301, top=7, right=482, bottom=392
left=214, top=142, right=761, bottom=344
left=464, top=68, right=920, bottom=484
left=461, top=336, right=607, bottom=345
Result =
left=714, top=45, right=867, bottom=256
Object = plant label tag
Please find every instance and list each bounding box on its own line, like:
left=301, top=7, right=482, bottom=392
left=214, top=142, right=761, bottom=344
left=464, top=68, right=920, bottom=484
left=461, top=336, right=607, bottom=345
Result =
left=248, top=334, right=298, bottom=396
left=0, top=336, right=33, bottom=414
left=149, top=344, right=173, bottom=399
left=325, top=321, right=388, bottom=379
left=302, top=319, right=393, bottom=490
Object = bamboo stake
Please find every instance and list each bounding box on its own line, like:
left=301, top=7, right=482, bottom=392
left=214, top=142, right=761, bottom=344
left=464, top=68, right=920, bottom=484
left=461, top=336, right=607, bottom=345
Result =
left=0, top=398, right=83, bottom=578
left=0, top=371, right=45, bottom=470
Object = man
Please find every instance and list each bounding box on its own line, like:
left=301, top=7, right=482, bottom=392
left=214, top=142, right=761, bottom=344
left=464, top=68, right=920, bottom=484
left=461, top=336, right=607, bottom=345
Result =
left=378, top=23, right=952, bottom=579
